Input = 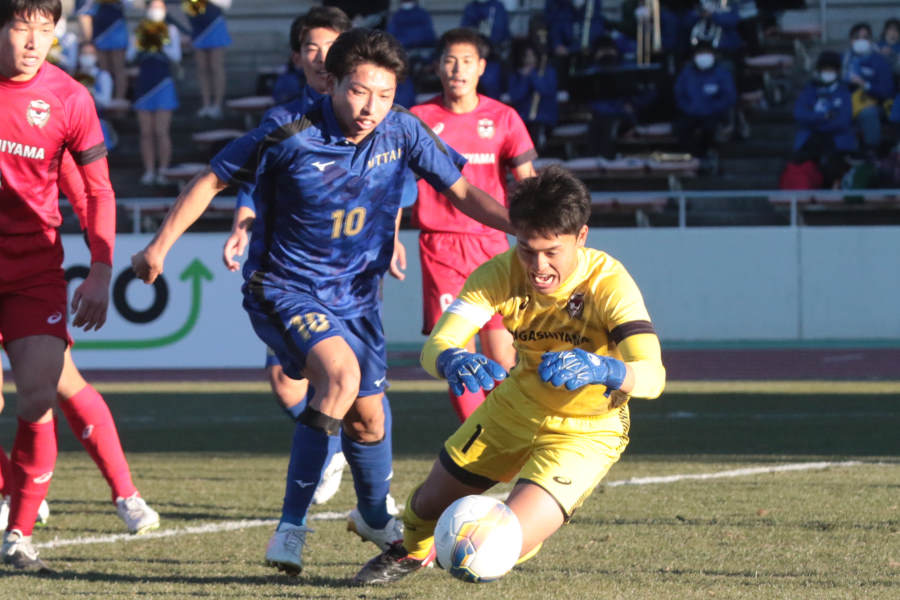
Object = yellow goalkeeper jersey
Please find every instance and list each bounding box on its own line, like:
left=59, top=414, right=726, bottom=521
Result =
left=422, top=246, right=665, bottom=416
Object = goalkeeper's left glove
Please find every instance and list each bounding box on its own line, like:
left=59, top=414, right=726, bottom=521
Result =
left=538, top=349, right=627, bottom=394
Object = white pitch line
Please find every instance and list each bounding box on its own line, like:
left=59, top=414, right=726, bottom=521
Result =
left=35, top=460, right=872, bottom=550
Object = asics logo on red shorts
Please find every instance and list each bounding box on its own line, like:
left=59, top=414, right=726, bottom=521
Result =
left=33, top=471, right=53, bottom=484
left=82, top=425, right=94, bottom=440
left=46, top=312, right=63, bottom=324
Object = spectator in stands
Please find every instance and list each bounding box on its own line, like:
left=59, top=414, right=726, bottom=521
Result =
left=462, top=0, right=511, bottom=52
left=791, top=51, right=855, bottom=188
left=184, top=0, right=232, bottom=120
left=324, top=0, right=390, bottom=29
left=130, top=0, right=182, bottom=186
left=507, top=37, right=558, bottom=151
left=88, top=0, right=131, bottom=99
left=74, top=41, right=118, bottom=150
left=544, top=0, right=605, bottom=83
left=673, top=40, right=736, bottom=170
left=271, top=7, right=352, bottom=105
left=877, top=18, right=900, bottom=75
left=582, top=34, right=654, bottom=158
left=386, top=1, right=438, bottom=107
left=842, top=22, right=895, bottom=155
left=48, top=16, right=79, bottom=73
left=387, top=1, right=436, bottom=51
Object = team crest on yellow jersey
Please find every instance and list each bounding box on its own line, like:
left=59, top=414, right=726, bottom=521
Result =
left=26, top=99, right=51, bottom=128
left=566, top=292, right=585, bottom=319
left=477, top=118, right=495, bottom=139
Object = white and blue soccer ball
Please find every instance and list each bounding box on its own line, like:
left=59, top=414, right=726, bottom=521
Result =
left=434, top=495, right=522, bottom=583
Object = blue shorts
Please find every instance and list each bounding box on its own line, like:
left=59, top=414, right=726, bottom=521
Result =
left=134, top=77, right=179, bottom=112
left=192, top=16, right=232, bottom=50
left=244, top=279, right=387, bottom=397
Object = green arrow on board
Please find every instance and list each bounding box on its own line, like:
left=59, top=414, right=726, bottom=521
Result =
left=74, top=259, right=214, bottom=350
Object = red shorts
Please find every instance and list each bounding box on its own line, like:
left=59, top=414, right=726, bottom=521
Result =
left=419, top=231, right=509, bottom=334
left=0, top=230, right=70, bottom=346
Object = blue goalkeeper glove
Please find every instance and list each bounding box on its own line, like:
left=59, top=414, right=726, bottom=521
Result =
left=538, top=349, right=627, bottom=394
left=436, top=348, right=507, bottom=396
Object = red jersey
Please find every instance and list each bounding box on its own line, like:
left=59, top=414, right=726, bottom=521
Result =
left=0, top=62, right=114, bottom=264
left=410, top=94, right=536, bottom=235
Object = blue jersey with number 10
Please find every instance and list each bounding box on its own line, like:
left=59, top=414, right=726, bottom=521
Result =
left=210, top=96, right=464, bottom=317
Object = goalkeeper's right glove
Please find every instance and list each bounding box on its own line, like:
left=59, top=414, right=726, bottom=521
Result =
left=436, top=348, right=507, bottom=396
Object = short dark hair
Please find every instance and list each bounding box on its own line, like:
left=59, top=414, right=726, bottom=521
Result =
left=509, top=166, right=591, bottom=237
left=850, top=22, right=872, bottom=38
left=325, top=28, right=408, bottom=83
left=437, top=27, right=490, bottom=60
left=0, top=0, right=61, bottom=29
left=882, top=18, right=900, bottom=38
left=289, top=6, right=351, bottom=53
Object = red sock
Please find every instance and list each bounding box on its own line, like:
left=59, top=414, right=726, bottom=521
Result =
left=449, top=388, right=486, bottom=423
left=8, top=419, right=56, bottom=536
left=59, top=385, right=137, bottom=502
left=0, top=445, right=12, bottom=496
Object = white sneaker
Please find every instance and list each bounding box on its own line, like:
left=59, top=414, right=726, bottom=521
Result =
left=206, top=104, right=223, bottom=119
left=154, top=173, right=171, bottom=186
left=0, top=497, right=50, bottom=529
left=116, top=493, right=160, bottom=535
left=346, top=507, right=403, bottom=550
left=311, top=452, right=346, bottom=505
left=265, top=522, right=309, bottom=576
left=1, top=529, right=51, bottom=572
left=139, top=170, right=156, bottom=185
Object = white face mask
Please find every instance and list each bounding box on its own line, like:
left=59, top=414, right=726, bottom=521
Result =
left=852, top=38, right=872, bottom=55
left=79, top=54, right=97, bottom=70
left=818, top=70, right=837, bottom=84
left=147, top=8, right=166, bottom=22
left=54, top=19, right=67, bottom=38
left=400, top=1, right=415, bottom=8
left=694, top=53, right=714, bottom=70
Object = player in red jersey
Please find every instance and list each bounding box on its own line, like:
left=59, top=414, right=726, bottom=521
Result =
left=410, top=27, right=537, bottom=422
left=0, top=0, right=115, bottom=572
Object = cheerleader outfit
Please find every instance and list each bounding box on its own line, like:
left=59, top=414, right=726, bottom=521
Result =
left=187, top=2, right=232, bottom=50
left=132, top=23, right=182, bottom=112
left=90, top=0, right=131, bottom=51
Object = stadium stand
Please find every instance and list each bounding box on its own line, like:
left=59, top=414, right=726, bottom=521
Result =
left=59, top=0, right=900, bottom=234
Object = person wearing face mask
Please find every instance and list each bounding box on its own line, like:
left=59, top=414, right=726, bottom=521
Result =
left=128, top=0, right=181, bottom=186
left=842, top=22, right=895, bottom=154
left=790, top=51, right=855, bottom=188
left=673, top=40, right=736, bottom=170
left=73, top=41, right=118, bottom=150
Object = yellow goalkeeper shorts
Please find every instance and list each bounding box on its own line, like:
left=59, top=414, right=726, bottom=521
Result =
left=442, top=384, right=630, bottom=518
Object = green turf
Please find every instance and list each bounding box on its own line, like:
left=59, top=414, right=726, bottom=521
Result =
left=0, top=384, right=897, bottom=598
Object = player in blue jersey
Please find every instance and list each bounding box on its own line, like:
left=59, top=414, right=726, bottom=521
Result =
left=132, top=28, right=512, bottom=576
left=221, top=6, right=354, bottom=509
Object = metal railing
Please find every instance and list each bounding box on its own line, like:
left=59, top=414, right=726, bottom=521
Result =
left=115, top=188, right=900, bottom=234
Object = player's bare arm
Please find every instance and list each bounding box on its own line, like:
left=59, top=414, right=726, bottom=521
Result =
left=223, top=204, right=257, bottom=271
left=389, top=208, right=406, bottom=280
left=442, top=177, right=514, bottom=235
left=133, top=167, right=228, bottom=283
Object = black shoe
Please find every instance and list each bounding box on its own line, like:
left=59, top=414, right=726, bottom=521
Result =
left=353, top=542, right=430, bottom=585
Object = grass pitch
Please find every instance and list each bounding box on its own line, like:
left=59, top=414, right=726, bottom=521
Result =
left=0, top=381, right=897, bottom=599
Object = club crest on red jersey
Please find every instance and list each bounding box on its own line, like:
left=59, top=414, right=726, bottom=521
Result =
left=477, top=118, right=495, bottom=139
left=566, top=292, right=585, bottom=319
left=26, top=99, right=51, bottom=128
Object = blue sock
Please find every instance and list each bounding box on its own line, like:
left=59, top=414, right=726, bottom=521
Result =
left=343, top=394, right=393, bottom=529
left=280, top=419, right=329, bottom=526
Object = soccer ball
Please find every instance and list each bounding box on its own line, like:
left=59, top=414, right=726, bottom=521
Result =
left=434, top=495, right=522, bottom=583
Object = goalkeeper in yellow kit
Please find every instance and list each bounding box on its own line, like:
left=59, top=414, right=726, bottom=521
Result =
left=355, top=165, right=667, bottom=584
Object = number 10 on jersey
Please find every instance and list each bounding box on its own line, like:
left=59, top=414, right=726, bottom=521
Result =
left=331, top=207, right=366, bottom=239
